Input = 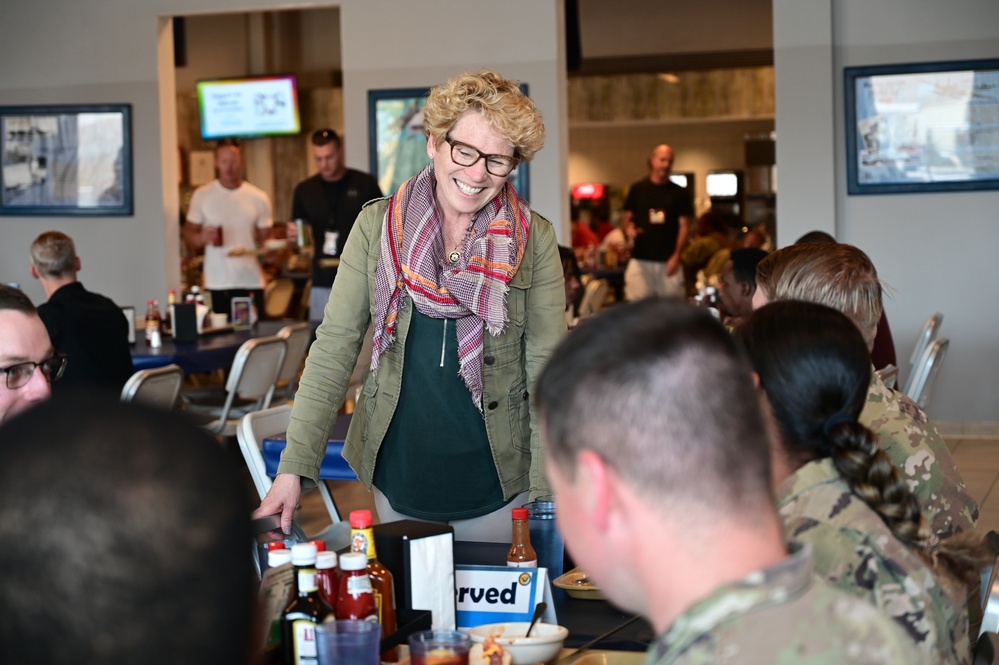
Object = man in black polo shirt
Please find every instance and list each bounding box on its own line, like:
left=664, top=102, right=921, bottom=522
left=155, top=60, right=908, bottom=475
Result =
left=621, top=144, right=694, bottom=301
left=29, top=231, right=132, bottom=394
left=291, top=129, right=383, bottom=322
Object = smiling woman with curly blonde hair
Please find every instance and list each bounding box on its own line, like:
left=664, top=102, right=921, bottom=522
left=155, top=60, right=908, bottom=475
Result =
left=255, top=70, right=566, bottom=544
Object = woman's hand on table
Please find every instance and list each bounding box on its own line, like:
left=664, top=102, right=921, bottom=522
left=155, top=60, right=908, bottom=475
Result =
left=252, top=473, right=302, bottom=535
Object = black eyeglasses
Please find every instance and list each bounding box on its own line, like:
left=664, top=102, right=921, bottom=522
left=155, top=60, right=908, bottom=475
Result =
left=444, top=135, right=518, bottom=177
left=2, top=353, right=68, bottom=390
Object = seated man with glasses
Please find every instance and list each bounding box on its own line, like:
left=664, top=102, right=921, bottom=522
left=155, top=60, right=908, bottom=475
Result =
left=0, top=284, right=66, bottom=424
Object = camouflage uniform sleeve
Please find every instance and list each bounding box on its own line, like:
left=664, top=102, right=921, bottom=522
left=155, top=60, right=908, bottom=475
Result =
left=778, top=462, right=970, bottom=665
left=644, top=544, right=933, bottom=665
left=860, top=371, right=978, bottom=537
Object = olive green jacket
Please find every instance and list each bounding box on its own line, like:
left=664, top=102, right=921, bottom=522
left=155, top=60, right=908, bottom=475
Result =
left=277, top=197, right=567, bottom=502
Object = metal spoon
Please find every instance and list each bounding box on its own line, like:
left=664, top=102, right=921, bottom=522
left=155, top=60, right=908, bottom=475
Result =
left=526, top=601, right=548, bottom=637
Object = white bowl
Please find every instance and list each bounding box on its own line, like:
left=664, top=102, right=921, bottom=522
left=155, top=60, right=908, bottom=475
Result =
left=465, top=622, right=568, bottom=665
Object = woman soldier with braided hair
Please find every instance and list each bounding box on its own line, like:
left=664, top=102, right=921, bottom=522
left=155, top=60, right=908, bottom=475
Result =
left=736, top=301, right=990, bottom=665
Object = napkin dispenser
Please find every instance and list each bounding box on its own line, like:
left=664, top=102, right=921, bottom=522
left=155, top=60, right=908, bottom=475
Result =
left=171, top=303, right=198, bottom=343
left=373, top=520, right=456, bottom=630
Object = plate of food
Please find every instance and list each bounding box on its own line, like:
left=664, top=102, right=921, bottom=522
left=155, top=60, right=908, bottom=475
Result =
left=552, top=568, right=605, bottom=600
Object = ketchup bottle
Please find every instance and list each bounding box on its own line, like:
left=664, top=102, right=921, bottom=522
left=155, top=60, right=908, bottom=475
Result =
left=336, top=552, right=377, bottom=622
left=315, top=551, right=338, bottom=612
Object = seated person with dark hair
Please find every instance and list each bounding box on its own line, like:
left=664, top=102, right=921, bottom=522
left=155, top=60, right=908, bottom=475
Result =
left=718, top=247, right=767, bottom=328
left=0, top=394, right=256, bottom=665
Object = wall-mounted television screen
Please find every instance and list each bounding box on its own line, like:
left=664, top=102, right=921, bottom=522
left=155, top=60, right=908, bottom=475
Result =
left=706, top=171, right=740, bottom=198
left=196, top=75, right=301, bottom=140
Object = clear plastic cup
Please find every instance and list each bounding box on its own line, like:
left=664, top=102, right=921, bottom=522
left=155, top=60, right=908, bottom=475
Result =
left=315, top=620, right=380, bottom=665
left=408, top=630, right=471, bottom=665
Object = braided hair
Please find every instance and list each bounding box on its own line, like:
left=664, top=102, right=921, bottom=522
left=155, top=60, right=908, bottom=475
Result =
left=737, top=300, right=988, bottom=585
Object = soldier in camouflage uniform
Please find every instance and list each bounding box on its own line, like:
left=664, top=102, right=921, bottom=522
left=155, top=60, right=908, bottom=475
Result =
left=645, top=544, right=929, bottom=665
left=754, top=242, right=978, bottom=537
left=863, top=371, right=977, bottom=537
left=535, top=299, right=928, bottom=665
left=777, top=458, right=969, bottom=665
left=738, top=301, right=983, bottom=665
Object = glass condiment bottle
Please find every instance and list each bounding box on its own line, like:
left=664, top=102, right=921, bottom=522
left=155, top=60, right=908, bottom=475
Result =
left=164, top=288, right=177, bottom=334
left=336, top=551, right=378, bottom=623
left=349, top=509, right=398, bottom=661
left=315, top=551, right=338, bottom=612
left=268, top=548, right=293, bottom=570
left=507, top=507, right=538, bottom=568
left=282, top=543, right=333, bottom=665
left=145, top=299, right=161, bottom=342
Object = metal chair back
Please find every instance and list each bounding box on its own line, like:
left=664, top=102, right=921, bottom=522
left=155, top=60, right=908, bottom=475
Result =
left=120, top=364, right=184, bottom=410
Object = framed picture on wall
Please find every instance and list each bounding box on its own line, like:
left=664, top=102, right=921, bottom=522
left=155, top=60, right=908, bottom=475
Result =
left=844, top=59, right=999, bottom=195
left=367, top=86, right=530, bottom=200
left=0, top=103, right=133, bottom=215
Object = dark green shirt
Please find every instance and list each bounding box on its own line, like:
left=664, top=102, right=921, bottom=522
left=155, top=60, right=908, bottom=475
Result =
left=373, top=309, right=506, bottom=520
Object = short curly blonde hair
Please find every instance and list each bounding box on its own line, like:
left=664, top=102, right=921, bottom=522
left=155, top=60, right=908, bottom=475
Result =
left=423, top=70, right=545, bottom=162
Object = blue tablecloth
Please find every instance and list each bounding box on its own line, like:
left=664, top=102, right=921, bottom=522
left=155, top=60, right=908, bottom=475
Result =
left=261, top=414, right=356, bottom=481
left=131, top=320, right=295, bottom=374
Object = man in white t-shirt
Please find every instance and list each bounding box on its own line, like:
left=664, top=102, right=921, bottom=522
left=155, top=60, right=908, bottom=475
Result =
left=184, top=139, right=272, bottom=319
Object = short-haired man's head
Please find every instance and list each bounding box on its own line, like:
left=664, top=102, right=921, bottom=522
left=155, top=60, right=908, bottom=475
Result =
left=729, top=248, right=768, bottom=288
left=735, top=300, right=871, bottom=469
left=423, top=70, right=544, bottom=162
left=755, top=243, right=882, bottom=350
left=311, top=128, right=341, bottom=148
left=0, top=394, right=255, bottom=665
left=794, top=230, right=836, bottom=245
left=30, top=231, right=77, bottom=279
left=536, top=299, right=773, bottom=519
left=0, top=284, right=37, bottom=315
left=214, top=137, right=242, bottom=154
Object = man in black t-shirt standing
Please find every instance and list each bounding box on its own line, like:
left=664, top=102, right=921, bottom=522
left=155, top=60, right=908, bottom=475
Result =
left=291, top=129, right=382, bottom=322
left=621, top=144, right=693, bottom=301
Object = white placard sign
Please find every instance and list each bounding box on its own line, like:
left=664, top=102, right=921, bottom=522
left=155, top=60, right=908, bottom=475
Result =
left=455, top=565, right=555, bottom=628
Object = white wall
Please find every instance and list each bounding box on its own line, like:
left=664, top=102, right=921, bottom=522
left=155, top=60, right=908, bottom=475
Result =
left=774, top=0, right=999, bottom=420
left=0, top=0, right=567, bottom=315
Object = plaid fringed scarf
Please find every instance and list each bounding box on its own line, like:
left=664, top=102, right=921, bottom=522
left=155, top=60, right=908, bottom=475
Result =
left=371, top=163, right=531, bottom=409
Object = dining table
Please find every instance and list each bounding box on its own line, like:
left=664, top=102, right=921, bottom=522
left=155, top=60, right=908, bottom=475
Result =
left=130, top=320, right=303, bottom=375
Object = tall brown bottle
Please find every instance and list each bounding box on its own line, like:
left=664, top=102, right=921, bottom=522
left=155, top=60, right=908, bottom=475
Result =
left=281, top=543, right=332, bottom=665
left=349, top=509, right=398, bottom=662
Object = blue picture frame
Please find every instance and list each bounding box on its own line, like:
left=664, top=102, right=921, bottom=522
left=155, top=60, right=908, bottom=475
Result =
left=367, top=86, right=530, bottom=200
left=844, top=59, right=999, bottom=195
left=0, top=103, right=133, bottom=215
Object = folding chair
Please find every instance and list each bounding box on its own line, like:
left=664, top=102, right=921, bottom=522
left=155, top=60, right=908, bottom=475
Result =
left=874, top=364, right=899, bottom=390
left=903, top=312, right=942, bottom=395
left=577, top=278, right=609, bottom=318
left=264, top=278, right=296, bottom=319
left=269, top=322, right=312, bottom=406
left=237, top=405, right=343, bottom=525
left=120, top=364, right=184, bottom=410
left=184, top=335, right=287, bottom=436
left=906, top=337, right=949, bottom=410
